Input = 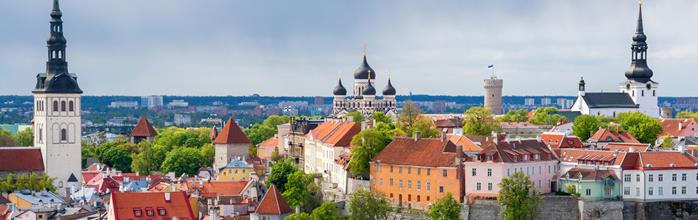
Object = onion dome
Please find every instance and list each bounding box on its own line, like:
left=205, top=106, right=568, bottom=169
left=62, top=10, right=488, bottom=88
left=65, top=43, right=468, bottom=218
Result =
left=51, top=0, right=62, bottom=19
left=333, top=78, right=347, bottom=96
left=383, top=78, right=396, bottom=96
left=624, top=2, right=653, bottom=83
left=353, top=55, right=376, bottom=80
left=362, top=71, right=376, bottom=95
left=43, top=73, right=82, bottom=93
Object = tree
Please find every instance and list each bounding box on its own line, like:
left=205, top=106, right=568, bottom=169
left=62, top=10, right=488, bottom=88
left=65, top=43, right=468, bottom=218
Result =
left=398, top=101, right=421, bottom=131
left=244, top=124, right=276, bottom=145
left=311, top=201, right=344, bottom=220
left=463, top=107, right=498, bottom=136
left=131, top=141, right=159, bottom=175
left=101, top=146, right=133, bottom=172
left=565, top=184, right=580, bottom=198
left=572, top=115, right=602, bottom=141
left=271, top=147, right=282, bottom=162
left=428, top=193, right=461, bottom=220
left=0, top=129, right=17, bottom=147
left=286, top=213, right=312, bottom=220
left=200, top=143, right=215, bottom=167
left=346, top=111, right=364, bottom=123
left=161, top=147, right=206, bottom=176
left=676, top=111, right=698, bottom=121
left=153, top=127, right=211, bottom=148
left=411, top=117, right=440, bottom=138
left=497, top=109, right=528, bottom=123
left=528, top=107, right=566, bottom=125
left=248, top=144, right=258, bottom=158
left=660, top=137, right=674, bottom=149
left=14, top=128, right=33, bottom=146
left=498, top=172, right=542, bottom=220
left=282, top=170, right=319, bottom=211
left=263, top=115, right=291, bottom=129
left=348, top=189, right=391, bottom=220
left=371, top=112, right=392, bottom=124
left=267, top=159, right=299, bottom=193
left=0, top=173, right=54, bottom=193
left=616, top=112, right=663, bottom=144
left=349, top=128, right=393, bottom=177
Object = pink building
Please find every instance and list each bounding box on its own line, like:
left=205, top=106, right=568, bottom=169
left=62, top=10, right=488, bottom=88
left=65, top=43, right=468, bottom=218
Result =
left=659, top=118, right=698, bottom=139
left=463, top=139, right=558, bottom=202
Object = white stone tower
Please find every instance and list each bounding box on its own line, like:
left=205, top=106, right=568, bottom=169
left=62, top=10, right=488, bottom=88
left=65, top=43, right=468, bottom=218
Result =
left=33, top=0, right=83, bottom=194
left=484, top=75, right=503, bottom=115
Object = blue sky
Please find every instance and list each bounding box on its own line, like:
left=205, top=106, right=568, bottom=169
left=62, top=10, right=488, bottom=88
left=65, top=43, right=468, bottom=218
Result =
left=1, top=0, right=697, bottom=96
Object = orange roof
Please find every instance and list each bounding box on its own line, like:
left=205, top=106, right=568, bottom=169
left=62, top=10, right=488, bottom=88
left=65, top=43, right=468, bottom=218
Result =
left=214, top=117, right=250, bottom=145
left=602, top=143, right=650, bottom=152
left=308, top=121, right=360, bottom=147
left=551, top=136, right=584, bottom=149
left=540, top=132, right=565, bottom=145
left=0, top=148, right=44, bottom=173
left=660, top=118, right=697, bottom=137
left=588, top=128, right=639, bottom=143
left=181, top=181, right=249, bottom=197
left=372, top=137, right=461, bottom=167
left=259, top=136, right=278, bottom=147
left=110, top=191, right=195, bottom=220
left=255, top=185, right=292, bottom=215
left=447, top=135, right=482, bottom=153
left=558, top=149, right=629, bottom=166
left=628, top=152, right=698, bottom=170
left=131, top=115, right=158, bottom=137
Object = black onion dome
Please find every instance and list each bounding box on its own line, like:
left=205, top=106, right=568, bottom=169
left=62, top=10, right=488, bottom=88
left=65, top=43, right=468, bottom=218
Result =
left=51, top=0, right=62, bottom=19
left=43, top=73, right=82, bottom=94
left=382, top=78, right=396, bottom=96
left=333, top=78, right=347, bottom=96
left=363, top=79, right=376, bottom=96
left=353, top=55, right=376, bottom=80
left=624, top=2, right=653, bottom=83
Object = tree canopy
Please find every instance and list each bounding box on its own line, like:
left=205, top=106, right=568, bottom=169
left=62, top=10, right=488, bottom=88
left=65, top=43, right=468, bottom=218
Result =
left=616, top=112, right=663, bottom=144
left=428, top=193, right=461, bottom=220
left=498, top=172, right=542, bottom=220
left=528, top=107, right=566, bottom=125
left=101, top=146, right=133, bottom=173
left=0, top=129, right=16, bottom=147
left=14, top=128, right=33, bottom=146
left=161, top=147, right=206, bottom=176
left=572, top=115, right=603, bottom=141
left=346, top=111, right=364, bottom=123
left=348, top=189, right=391, bottom=220
left=311, top=201, right=344, bottom=220
left=349, top=128, right=394, bottom=177
left=497, top=109, right=528, bottom=123
left=463, top=107, right=499, bottom=136
left=282, top=170, right=321, bottom=212
left=0, top=173, right=55, bottom=193
left=266, top=159, right=299, bottom=193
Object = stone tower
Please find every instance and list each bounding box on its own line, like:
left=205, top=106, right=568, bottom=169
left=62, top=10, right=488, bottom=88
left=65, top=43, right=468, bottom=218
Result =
left=213, top=117, right=250, bottom=169
left=484, top=75, right=503, bottom=115
left=33, top=0, right=83, bottom=194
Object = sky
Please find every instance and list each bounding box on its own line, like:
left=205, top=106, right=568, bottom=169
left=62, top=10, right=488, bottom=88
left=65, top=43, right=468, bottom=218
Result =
left=1, top=0, right=697, bottom=97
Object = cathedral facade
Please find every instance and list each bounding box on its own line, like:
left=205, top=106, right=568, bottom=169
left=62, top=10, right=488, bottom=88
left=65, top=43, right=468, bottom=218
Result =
left=331, top=53, right=397, bottom=118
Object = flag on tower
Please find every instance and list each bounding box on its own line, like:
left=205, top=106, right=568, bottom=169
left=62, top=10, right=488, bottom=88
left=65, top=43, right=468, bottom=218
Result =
left=487, top=65, right=494, bottom=69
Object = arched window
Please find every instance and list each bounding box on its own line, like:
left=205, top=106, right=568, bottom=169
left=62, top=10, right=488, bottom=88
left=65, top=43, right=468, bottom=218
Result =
left=653, top=90, right=656, bottom=96
left=61, top=101, right=66, bottom=111
left=60, top=128, right=67, bottom=141
left=53, top=101, right=59, bottom=111
left=69, top=101, right=74, bottom=112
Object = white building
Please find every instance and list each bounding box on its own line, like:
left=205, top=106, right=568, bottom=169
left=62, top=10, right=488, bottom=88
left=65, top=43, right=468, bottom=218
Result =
left=303, top=121, right=360, bottom=194
left=571, top=4, right=659, bottom=118
left=524, top=98, right=535, bottom=106
left=32, top=0, right=82, bottom=195
left=141, top=95, right=164, bottom=109
left=621, top=151, right=698, bottom=201
left=108, top=101, right=139, bottom=109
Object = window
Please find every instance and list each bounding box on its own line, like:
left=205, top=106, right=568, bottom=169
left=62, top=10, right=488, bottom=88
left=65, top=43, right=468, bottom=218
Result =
left=487, top=168, right=492, bottom=177
left=488, top=183, right=493, bottom=191
left=407, top=167, right=411, bottom=174
left=417, top=195, right=420, bottom=202
left=417, top=181, right=421, bottom=190
left=417, top=168, right=421, bottom=175
left=53, top=101, right=58, bottom=111
left=682, top=186, right=687, bottom=195
left=624, top=174, right=631, bottom=182
left=399, top=180, right=403, bottom=188
left=60, top=129, right=67, bottom=141
left=439, top=186, right=444, bottom=193
left=61, top=101, right=66, bottom=111
left=624, top=187, right=630, bottom=195
left=586, top=189, right=591, bottom=196
left=696, top=187, right=698, bottom=195
left=399, top=166, right=402, bottom=173
left=649, top=174, right=653, bottom=182
left=427, top=168, right=431, bottom=176
left=407, top=180, right=412, bottom=189
left=477, top=182, right=482, bottom=191
left=507, top=168, right=510, bottom=176
left=658, top=187, right=664, bottom=195
left=682, top=173, right=687, bottom=181
left=427, top=196, right=430, bottom=201
left=133, top=208, right=143, bottom=217
left=69, top=101, right=74, bottom=112
left=145, top=208, right=155, bottom=216
left=636, top=187, right=640, bottom=196
left=389, top=178, right=393, bottom=186
left=658, top=174, right=663, bottom=182
left=672, top=187, right=677, bottom=195
left=426, top=181, right=431, bottom=191
left=472, top=168, right=477, bottom=176
left=157, top=208, right=167, bottom=216
left=649, top=187, right=654, bottom=196
left=636, top=174, right=640, bottom=182
left=673, top=174, right=677, bottom=181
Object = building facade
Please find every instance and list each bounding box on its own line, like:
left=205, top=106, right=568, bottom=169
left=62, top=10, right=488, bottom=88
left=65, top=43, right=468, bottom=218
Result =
left=213, top=117, right=251, bottom=169
left=331, top=52, right=397, bottom=118
left=621, top=152, right=698, bottom=201
left=32, top=0, right=82, bottom=194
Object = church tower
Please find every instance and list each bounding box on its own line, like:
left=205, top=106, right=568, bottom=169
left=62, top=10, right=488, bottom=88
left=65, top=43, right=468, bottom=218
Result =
left=619, top=2, right=659, bottom=117
left=33, top=0, right=83, bottom=193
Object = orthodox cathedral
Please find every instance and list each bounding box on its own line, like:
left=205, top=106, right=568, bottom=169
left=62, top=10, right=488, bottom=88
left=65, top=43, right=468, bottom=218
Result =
left=571, top=2, right=659, bottom=118
left=331, top=52, right=398, bottom=118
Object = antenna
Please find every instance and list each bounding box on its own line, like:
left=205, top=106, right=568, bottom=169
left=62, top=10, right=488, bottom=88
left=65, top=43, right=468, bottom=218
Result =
left=363, top=44, right=368, bottom=56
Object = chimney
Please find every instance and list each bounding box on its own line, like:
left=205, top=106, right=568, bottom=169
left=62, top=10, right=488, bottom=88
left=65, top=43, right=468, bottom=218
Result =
left=679, top=122, right=684, bottom=131
left=165, top=192, right=171, bottom=202
left=455, top=145, right=463, bottom=165
left=414, top=131, right=421, bottom=141
left=441, top=131, right=447, bottom=143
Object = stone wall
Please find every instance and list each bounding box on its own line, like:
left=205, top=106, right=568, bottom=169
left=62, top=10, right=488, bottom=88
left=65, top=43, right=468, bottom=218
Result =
left=624, top=201, right=698, bottom=220
left=578, top=200, right=623, bottom=220
left=465, top=196, right=579, bottom=220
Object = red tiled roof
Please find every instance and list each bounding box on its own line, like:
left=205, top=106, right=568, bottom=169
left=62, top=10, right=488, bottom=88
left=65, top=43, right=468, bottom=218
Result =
left=131, top=116, right=158, bottom=137
left=556, top=136, right=584, bottom=149
left=558, top=149, right=630, bottom=167
left=308, top=121, right=360, bottom=147
left=214, top=117, right=250, bottom=145
left=588, top=128, right=639, bottom=143
left=110, top=191, right=195, bottom=220
left=0, top=148, right=44, bottom=172
left=181, top=181, right=249, bottom=197
left=372, top=137, right=461, bottom=167
left=478, top=140, right=556, bottom=163
left=448, top=135, right=482, bottom=153
left=660, top=118, right=697, bottom=137
left=562, top=168, right=618, bottom=181
left=540, top=132, right=565, bottom=145
left=259, top=136, right=278, bottom=147
left=627, top=152, right=698, bottom=170
left=602, top=143, right=650, bottom=152
left=255, top=185, right=292, bottom=215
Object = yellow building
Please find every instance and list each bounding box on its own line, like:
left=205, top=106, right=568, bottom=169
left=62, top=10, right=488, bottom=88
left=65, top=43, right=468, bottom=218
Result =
left=217, top=158, right=255, bottom=181
left=8, top=190, right=65, bottom=210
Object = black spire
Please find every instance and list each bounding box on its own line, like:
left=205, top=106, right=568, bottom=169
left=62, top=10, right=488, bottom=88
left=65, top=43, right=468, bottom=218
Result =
left=362, top=71, right=376, bottom=95
left=34, top=0, right=82, bottom=94
left=382, top=77, right=396, bottom=96
left=624, top=2, right=653, bottom=83
left=578, top=77, right=585, bottom=92
left=333, top=77, right=347, bottom=96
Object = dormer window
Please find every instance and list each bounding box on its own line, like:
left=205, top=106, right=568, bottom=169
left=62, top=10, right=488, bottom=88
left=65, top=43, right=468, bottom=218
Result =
left=157, top=208, right=167, bottom=216
left=133, top=208, right=143, bottom=217
left=145, top=208, right=155, bottom=216
left=487, top=155, right=493, bottom=161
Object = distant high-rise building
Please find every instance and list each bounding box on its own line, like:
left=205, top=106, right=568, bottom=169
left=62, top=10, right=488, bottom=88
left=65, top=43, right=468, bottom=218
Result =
left=524, top=98, right=535, bottom=106
left=541, top=98, right=552, bottom=106
left=141, top=95, right=164, bottom=109
left=484, top=75, right=503, bottom=115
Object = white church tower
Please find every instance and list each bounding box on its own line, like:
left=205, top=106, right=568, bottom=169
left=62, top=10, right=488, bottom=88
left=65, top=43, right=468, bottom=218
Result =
left=33, top=0, right=82, bottom=194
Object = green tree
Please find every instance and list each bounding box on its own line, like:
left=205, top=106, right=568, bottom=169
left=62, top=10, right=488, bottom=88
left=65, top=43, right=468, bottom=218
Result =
left=660, top=137, right=674, bottom=149
left=346, top=111, right=364, bottom=123
left=263, top=115, right=291, bottom=129
left=412, top=117, right=440, bottom=138
left=498, top=172, right=542, bottom=220
left=398, top=101, right=421, bottom=129
left=463, top=107, right=499, bottom=136
left=0, top=129, right=17, bottom=147
left=244, top=124, right=276, bottom=145
left=528, top=107, right=566, bottom=125
left=616, top=112, right=663, bottom=144
left=286, top=213, right=312, bottom=220
left=282, top=170, right=317, bottom=211
left=153, top=127, right=211, bottom=148
left=38, top=174, right=56, bottom=192
left=348, top=189, right=391, bottom=220
left=200, top=143, right=215, bottom=167
left=565, top=184, right=580, bottom=198
left=266, top=159, right=299, bottom=193
left=349, top=128, right=393, bottom=177
left=572, top=115, right=602, bottom=141
left=676, top=111, right=698, bottom=121
left=161, top=147, right=206, bottom=176
left=14, top=128, right=33, bottom=146
left=101, top=146, right=133, bottom=172
left=497, top=109, right=528, bottom=123
left=248, top=144, right=258, bottom=158
left=371, top=112, right=393, bottom=124
left=428, top=193, right=461, bottom=220
left=271, top=147, right=282, bottom=162
left=131, top=141, right=159, bottom=175
left=311, top=201, right=344, bottom=220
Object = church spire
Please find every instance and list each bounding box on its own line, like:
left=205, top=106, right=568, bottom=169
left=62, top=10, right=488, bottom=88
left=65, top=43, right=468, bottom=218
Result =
left=624, top=1, right=653, bottom=83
